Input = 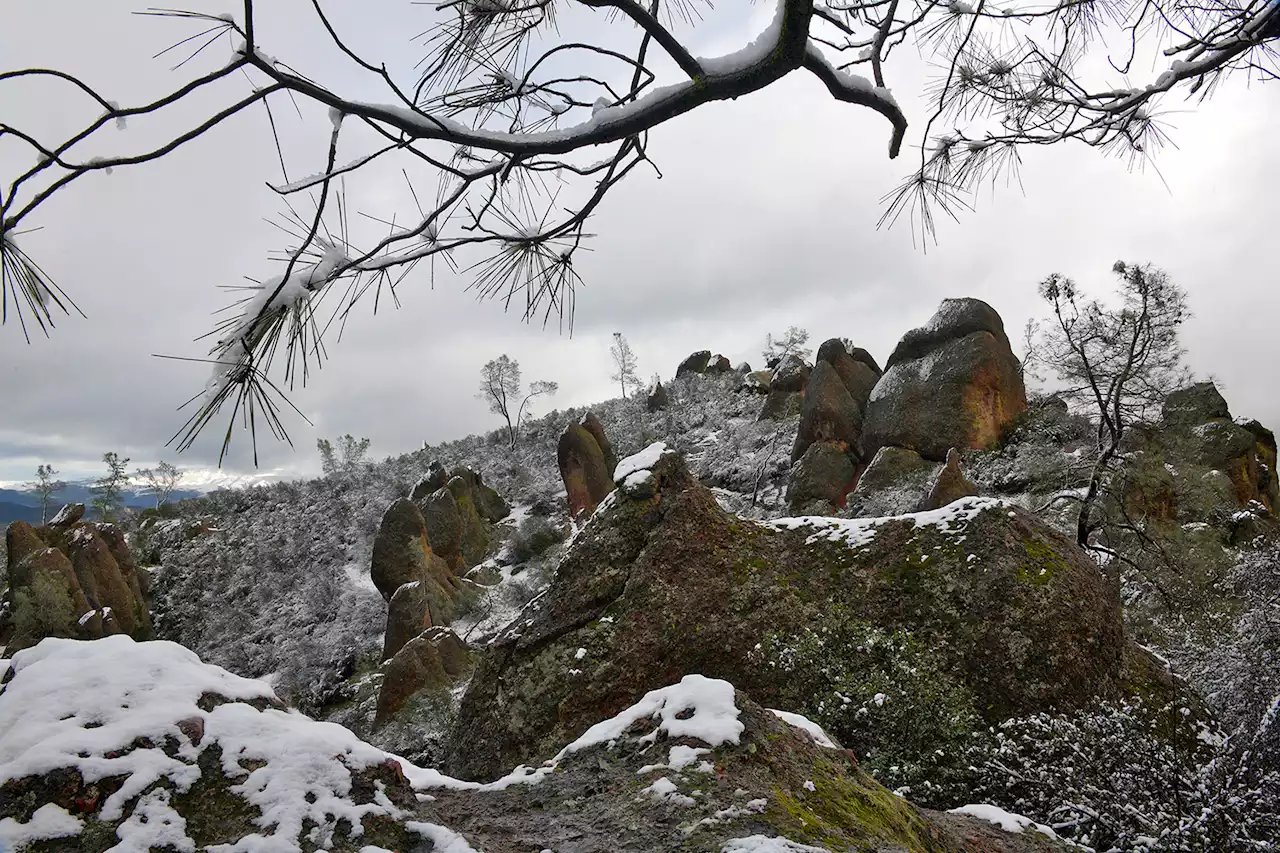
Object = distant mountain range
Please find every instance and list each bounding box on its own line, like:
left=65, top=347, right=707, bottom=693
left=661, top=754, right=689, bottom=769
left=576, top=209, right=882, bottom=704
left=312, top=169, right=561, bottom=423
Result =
left=0, top=482, right=205, bottom=527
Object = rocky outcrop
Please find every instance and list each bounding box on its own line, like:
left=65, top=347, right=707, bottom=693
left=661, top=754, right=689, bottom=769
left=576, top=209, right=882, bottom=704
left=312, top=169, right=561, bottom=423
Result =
left=410, top=460, right=450, bottom=501
left=416, top=486, right=464, bottom=570
left=675, top=349, right=712, bottom=377
left=370, top=498, right=465, bottom=627
left=0, top=636, right=1072, bottom=853
left=707, top=353, right=732, bottom=373
left=920, top=448, right=979, bottom=511
left=758, top=353, right=811, bottom=421
left=786, top=441, right=856, bottom=514
left=645, top=380, right=668, bottom=411
left=863, top=298, right=1027, bottom=461
left=557, top=421, right=615, bottom=517
left=448, top=446, right=1126, bottom=782
left=2, top=512, right=151, bottom=651
left=786, top=340, right=885, bottom=512
left=815, top=336, right=881, bottom=408
left=382, top=581, right=431, bottom=662
left=791, top=359, right=861, bottom=464
left=738, top=369, right=772, bottom=395
left=580, top=411, right=617, bottom=477
left=1163, top=383, right=1278, bottom=512
left=376, top=627, right=470, bottom=723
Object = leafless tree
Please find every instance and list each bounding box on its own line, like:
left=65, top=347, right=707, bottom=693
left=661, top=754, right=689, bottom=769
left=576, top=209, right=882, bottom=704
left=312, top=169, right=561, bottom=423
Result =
left=1, top=0, right=1274, bottom=459
left=478, top=355, right=557, bottom=448
left=1026, top=261, right=1190, bottom=553
left=135, top=461, right=185, bottom=508
left=610, top=332, right=641, bottom=398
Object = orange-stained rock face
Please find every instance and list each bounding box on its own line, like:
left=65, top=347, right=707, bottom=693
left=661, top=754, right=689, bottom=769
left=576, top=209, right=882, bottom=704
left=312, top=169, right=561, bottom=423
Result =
left=863, top=300, right=1027, bottom=462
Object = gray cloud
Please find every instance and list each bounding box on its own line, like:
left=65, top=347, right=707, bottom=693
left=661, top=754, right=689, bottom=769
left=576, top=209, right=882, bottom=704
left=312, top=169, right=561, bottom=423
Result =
left=2, top=0, right=1277, bottom=483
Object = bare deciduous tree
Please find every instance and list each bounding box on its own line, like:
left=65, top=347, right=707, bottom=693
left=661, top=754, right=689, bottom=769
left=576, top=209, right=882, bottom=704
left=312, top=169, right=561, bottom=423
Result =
left=479, top=355, right=557, bottom=449
left=1026, top=261, right=1191, bottom=552
left=610, top=332, right=641, bottom=399
left=135, top=461, right=185, bottom=508
left=27, top=464, right=66, bottom=524
left=1, top=0, right=1274, bottom=457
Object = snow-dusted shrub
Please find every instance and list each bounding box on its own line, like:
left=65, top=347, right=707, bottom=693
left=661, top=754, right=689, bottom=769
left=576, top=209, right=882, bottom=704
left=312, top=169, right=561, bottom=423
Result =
left=508, top=515, right=566, bottom=564
left=964, top=697, right=1280, bottom=852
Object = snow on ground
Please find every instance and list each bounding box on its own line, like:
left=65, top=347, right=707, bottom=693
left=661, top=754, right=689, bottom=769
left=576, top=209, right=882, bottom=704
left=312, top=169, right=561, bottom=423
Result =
left=614, top=441, right=670, bottom=483
left=720, top=835, right=832, bottom=852
left=948, top=803, right=1058, bottom=838
left=0, top=638, right=767, bottom=851
left=768, top=709, right=839, bottom=749
left=768, top=496, right=1005, bottom=548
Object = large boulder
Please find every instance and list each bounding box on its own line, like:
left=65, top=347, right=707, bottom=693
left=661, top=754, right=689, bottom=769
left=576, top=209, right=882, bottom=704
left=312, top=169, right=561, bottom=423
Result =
left=816, top=337, right=880, bottom=409
left=849, top=446, right=941, bottom=517
left=369, top=498, right=462, bottom=624
left=416, top=486, right=464, bottom=568
left=791, top=360, right=862, bottom=464
left=382, top=581, right=431, bottom=662
left=447, top=447, right=1126, bottom=781
left=376, top=627, right=470, bottom=723
left=786, top=441, right=856, bottom=514
left=862, top=298, right=1027, bottom=461
left=645, top=380, right=669, bottom=411
left=445, top=476, right=492, bottom=568
left=557, top=422, right=615, bottom=517
left=675, top=349, right=712, bottom=378
left=580, top=411, right=618, bottom=477
left=1150, top=382, right=1279, bottom=514
left=447, top=465, right=510, bottom=523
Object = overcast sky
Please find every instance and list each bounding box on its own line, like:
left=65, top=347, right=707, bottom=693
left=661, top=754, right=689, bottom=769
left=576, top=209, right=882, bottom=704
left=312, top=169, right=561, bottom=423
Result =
left=2, top=0, right=1277, bottom=486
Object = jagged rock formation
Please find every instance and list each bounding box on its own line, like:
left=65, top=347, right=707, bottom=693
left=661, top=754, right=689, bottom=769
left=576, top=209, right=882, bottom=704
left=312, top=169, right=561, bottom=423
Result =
left=645, top=379, right=669, bottom=411
left=787, top=339, right=883, bottom=512
left=557, top=417, right=616, bottom=516
left=786, top=441, right=857, bottom=513
left=580, top=411, right=618, bottom=477
left=2, top=508, right=151, bottom=651
left=919, top=447, right=980, bottom=512
left=675, top=349, right=712, bottom=377
left=376, top=626, right=470, bottom=723
left=758, top=352, right=811, bottom=421
left=448, top=445, right=1128, bottom=782
left=369, top=461, right=512, bottom=719
left=863, top=298, right=1027, bottom=462
left=0, top=636, right=1072, bottom=853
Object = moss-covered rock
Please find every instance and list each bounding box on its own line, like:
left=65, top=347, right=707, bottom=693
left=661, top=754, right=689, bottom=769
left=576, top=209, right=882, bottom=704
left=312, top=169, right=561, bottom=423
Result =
left=556, top=422, right=614, bottom=517
left=446, top=450, right=1126, bottom=782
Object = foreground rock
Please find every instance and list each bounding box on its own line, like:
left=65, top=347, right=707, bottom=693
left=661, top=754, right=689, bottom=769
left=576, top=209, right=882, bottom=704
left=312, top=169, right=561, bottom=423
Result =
left=448, top=445, right=1126, bottom=782
left=2, top=511, right=151, bottom=651
left=863, top=298, right=1027, bottom=461
left=0, top=636, right=1072, bottom=853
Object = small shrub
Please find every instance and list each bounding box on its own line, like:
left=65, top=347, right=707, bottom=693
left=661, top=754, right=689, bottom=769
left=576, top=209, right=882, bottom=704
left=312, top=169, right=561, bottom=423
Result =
left=508, top=516, right=567, bottom=564
left=13, top=569, right=76, bottom=643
